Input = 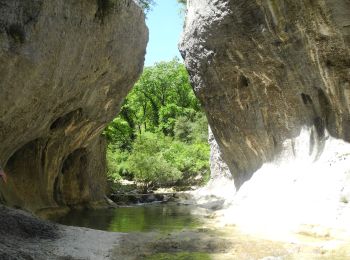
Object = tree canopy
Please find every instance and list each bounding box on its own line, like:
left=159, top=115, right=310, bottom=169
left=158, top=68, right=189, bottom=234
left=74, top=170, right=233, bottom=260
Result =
left=136, top=0, right=186, bottom=14
left=136, top=0, right=155, bottom=13
left=104, top=59, right=209, bottom=191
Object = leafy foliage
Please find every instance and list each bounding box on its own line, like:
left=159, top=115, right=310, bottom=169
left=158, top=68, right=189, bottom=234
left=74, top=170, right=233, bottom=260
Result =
left=177, top=0, right=187, bottom=5
left=104, top=59, right=209, bottom=191
left=137, top=0, right=186, bottom=17
left=136, top=0, right=155, bottom=14
left=127, top=133, right=182, bottom=191
left=106, top=145, right=129, bottom=181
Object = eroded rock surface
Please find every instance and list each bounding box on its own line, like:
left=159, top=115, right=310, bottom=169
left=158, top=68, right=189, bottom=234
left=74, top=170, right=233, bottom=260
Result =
left=191, top=127, right=236, bottom=203
left=0, top=0, right=148, bottom=212
left=208, top=126, right=232, bottom=183
left=0, top=205, right=121, bottom=259
left=180, top=0, right=350, bottom=189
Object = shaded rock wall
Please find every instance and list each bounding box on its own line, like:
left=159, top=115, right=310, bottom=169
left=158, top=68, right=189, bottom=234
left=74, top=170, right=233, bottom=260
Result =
left=208, top=127, right=232, bottom=183
left=180, top=0, right=350, bottom=189
left=0, top=0, right=148, bottom=212
left=191, top=127, right=236, bottom=202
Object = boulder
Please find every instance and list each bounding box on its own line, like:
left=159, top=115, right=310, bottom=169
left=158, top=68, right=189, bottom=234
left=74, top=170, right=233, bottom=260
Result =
left=0, top=0, right=148, bottom=212
left=180, top=0, right=350, bottom=189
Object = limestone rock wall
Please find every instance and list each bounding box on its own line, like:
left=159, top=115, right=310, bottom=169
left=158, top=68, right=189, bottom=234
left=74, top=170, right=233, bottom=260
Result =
left=208, top=127, right=233, bottom=184
left=191, top=127, right=236, bottom=201
left=180, top=0, right=350, bottom=189
left=0, top=0, right=148, bottom=212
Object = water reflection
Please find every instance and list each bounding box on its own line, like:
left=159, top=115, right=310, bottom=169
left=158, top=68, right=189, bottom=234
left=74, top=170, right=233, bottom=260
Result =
left=50, top=203, right=202, bottom=232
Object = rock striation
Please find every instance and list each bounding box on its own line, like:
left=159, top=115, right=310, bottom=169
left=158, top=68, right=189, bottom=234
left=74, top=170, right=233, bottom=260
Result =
left=180, top=0, right=350, bottom=189
left=0, top=0, right=148, bottom=213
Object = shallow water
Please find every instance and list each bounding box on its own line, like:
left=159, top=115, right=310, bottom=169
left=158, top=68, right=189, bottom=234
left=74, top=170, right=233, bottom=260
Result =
left=50, top=202, right=203, bottom=232
left=50, top=202, right=350, bottom=259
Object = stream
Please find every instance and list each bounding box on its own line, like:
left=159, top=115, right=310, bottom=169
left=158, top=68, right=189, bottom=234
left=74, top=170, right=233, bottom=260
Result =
left=50, top=202, right=203, bottom=233
left=48, top=202, right=350, bottom=259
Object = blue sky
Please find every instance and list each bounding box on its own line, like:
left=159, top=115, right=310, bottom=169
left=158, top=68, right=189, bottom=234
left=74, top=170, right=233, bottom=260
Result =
left=144, top=0, right=184, bottom=66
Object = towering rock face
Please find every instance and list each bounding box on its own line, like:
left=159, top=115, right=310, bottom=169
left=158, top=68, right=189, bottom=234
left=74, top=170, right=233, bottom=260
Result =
left=208, top=127, right=232, bottom=185
left=180, top=0, right=350, bottom=189
left=192, top=127, right=236, bottom=202
left=0, top=0, right=148, bottom=212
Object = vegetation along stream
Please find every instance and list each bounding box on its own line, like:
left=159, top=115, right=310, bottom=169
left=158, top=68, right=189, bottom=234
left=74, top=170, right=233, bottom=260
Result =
left=48, top=57, right=350, bottom=260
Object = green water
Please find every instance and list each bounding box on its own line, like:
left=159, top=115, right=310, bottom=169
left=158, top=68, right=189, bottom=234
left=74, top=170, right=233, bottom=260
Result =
left=49, top=202, right=345, bottom=259
left=51, top=202, right=203, bottom=233
left=51, top=202, right=212, bottom=259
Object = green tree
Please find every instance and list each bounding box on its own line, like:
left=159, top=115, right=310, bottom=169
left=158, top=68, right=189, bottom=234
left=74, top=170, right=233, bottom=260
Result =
left=106, top=58, right=201, bottom=137
left=136, top=0, right=155, bottom=13
left=106, top=146, right=129, bottom=181
left=104, top=59, right=210, bottom=190
left=126, top=133, right=182, bottom=192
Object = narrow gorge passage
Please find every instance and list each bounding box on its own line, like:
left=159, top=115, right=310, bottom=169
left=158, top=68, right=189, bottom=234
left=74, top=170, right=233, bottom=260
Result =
left=1, top=0, right=350, bottom=259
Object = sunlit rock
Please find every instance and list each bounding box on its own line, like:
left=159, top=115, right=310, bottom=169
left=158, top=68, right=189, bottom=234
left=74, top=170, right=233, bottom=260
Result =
left=180, top=0, right=350, bottom=238
left=180, top=0, right=350, bottom=189
left=220, top=128, right=350, bottom=239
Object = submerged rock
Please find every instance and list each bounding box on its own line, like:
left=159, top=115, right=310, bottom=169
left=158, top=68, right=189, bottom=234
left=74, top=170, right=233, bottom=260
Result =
left=0, top=0, right=148, bottom=212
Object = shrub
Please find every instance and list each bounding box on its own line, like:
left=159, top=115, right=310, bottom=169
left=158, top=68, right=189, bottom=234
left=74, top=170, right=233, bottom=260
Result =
left=106, top=146, right=130, bottom=181
left=104, top=60, right=210, bottom=190
left=126, top=133, right=182, bottom=191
